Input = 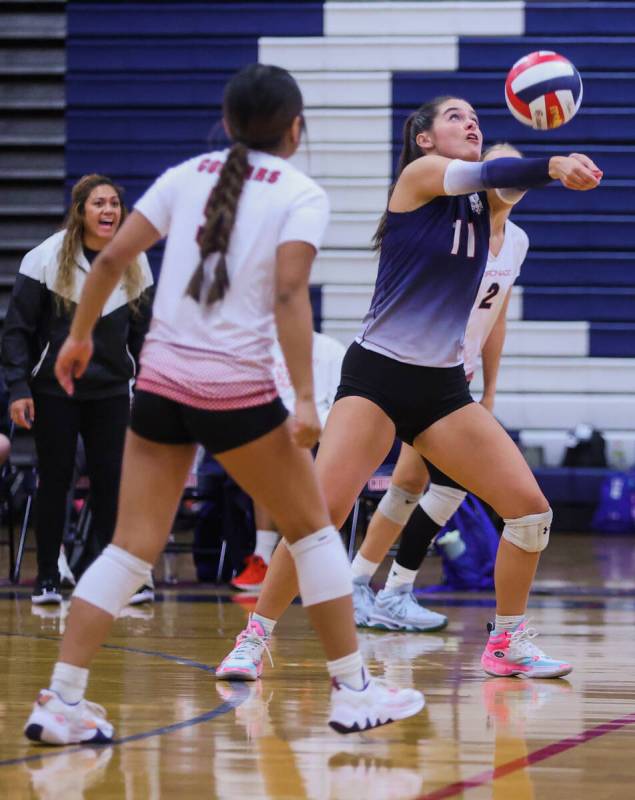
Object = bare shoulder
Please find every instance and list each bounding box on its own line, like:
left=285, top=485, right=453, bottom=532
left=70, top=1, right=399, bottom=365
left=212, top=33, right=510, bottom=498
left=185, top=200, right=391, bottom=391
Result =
left=391, top=154, right=453, bottom=210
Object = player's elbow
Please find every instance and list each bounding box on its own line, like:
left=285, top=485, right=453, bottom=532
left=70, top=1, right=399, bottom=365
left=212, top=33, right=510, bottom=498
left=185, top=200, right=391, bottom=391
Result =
left=275, top=280, right=305, bottom=307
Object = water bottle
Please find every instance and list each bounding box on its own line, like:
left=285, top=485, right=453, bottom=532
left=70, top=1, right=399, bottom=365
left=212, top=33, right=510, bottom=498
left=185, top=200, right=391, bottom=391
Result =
left=163, top=534, right=179, bottom=584
left=436, top=529, right=466, bottom=561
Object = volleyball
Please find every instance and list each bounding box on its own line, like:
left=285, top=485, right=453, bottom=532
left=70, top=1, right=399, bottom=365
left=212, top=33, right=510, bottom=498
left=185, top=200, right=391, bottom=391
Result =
left=504, top=51, right=583, bottom=130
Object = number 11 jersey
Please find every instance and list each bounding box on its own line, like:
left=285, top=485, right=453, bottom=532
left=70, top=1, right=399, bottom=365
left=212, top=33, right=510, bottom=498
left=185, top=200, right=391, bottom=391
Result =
left=357, top=192, right=490, bottom=368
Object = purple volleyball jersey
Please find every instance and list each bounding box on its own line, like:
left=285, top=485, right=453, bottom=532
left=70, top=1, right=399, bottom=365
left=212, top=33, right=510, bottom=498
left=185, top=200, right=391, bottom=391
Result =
left=358, top=192, right=491, bottom=368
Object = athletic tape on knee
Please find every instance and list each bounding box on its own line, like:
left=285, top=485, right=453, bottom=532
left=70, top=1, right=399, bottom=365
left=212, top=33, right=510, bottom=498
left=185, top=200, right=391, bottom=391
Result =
left=502, top=508, right=553, bottom=553
left=286, top=526, right=352, bottom=607
left=419, top=483, right=467, bottom=526
left=73, top=544, right=153, bottom=617
left=377, top=482, right=422, bottom=525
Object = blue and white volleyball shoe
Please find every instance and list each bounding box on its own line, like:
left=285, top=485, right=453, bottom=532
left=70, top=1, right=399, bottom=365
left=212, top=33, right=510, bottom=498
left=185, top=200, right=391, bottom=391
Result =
left=368, top=584, right=448, bottom=632
left=352, top=576, right=376, bottom=627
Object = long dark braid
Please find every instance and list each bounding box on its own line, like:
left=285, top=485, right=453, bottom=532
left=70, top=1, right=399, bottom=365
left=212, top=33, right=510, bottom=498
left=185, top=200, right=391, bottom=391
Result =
left=373, top=95, right=456, bottom=251
left=186, top=64, right=303, bottom=307
left=186, top=143, right=250, bottom=304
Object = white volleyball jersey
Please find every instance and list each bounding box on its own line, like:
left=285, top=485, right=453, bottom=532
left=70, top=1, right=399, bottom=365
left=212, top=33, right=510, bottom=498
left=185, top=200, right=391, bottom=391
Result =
left=134, top=149, right=329, bottom=410
left=462, top=219, right=529, bottom=380
left=271, top=332, right=346, bottom=426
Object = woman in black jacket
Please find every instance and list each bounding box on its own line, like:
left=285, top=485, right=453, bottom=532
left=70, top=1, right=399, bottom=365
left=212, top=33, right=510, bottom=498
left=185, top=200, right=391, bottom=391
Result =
left=2, top=174, right=154, bottom=603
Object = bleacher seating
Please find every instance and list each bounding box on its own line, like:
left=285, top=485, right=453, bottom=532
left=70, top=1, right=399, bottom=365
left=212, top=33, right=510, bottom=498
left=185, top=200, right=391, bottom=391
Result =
left=62, top=0, right=635, bottom=478
left=0, top=0, right=65, bottom=302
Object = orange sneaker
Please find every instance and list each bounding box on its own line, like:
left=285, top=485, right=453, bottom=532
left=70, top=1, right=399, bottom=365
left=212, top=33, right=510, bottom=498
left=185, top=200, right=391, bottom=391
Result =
left=231, top=555, right=268, bottom=591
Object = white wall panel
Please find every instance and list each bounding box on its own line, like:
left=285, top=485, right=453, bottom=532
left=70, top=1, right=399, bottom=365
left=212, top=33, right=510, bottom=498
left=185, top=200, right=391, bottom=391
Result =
left=312, top=249, right=378, bottom=284
left=471, top=357, right=635, bottom=393
left=291, top=144, right=392, bottom=179
left=320, top=177, right=389, bottom=213
left=302, top=109, right=390, bottom=144
left=495, top=394, right=635, bottom=431
left=504, top=321, right=589, bottom=357
left=325, top=2, right=525, bottom=37
left=259, top=36, right=457, bottom=71
left=295, top=72, right=391, bottom=107
left=322, top=284, right=373, bottom=320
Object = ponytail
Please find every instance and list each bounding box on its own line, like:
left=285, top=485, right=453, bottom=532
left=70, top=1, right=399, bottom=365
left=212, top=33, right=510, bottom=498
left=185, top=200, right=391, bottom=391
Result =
left=372, top=113, right=422, bottom=250
left=372, top=96, right=456, bottom=251
left=186, top=63, right=304, bottom=306
left=185, top=142, right=250, bottom=306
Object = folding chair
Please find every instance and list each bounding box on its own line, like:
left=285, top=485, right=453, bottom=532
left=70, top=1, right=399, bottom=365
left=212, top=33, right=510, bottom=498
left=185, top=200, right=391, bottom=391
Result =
left=168, top=448, right=255, bottom=585
left=158, top=449, right=225, bottom=584
left=8, top=429, right=93, bottom=585
left=2, top=423, right=38, bottom=583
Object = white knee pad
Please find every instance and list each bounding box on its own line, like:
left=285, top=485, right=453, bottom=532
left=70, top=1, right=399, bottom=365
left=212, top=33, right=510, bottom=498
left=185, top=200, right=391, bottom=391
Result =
left=377, top=482, right=422, bottom=525
left=73, top=544, right=153, bottom=617
left=502, top=508, right=553, bottom=553
left=287, top=526, right=352, bottom=607
left=419, top=483, right=467, bottom=526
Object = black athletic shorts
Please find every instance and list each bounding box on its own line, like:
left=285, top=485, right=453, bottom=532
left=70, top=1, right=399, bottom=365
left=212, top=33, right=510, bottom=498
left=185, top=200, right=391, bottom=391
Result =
left=130, top=390, right=288, bottom=454
left=334, top=341, right=474, bottom=446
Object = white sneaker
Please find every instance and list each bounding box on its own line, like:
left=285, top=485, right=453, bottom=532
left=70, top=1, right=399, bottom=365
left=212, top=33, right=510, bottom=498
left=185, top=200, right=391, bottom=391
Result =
left=58, top=547, right=76, bottom=588
left=24, top=689, right=114, bottom=745
left=352, top=576, right=376, bottom=627
left=329, top=675, right=425, bottom=734
left=128, top=583, right=155, bottom=606
left=31, top=579, right=62, bottom=606
left=369, top=584, right=448, bottom=632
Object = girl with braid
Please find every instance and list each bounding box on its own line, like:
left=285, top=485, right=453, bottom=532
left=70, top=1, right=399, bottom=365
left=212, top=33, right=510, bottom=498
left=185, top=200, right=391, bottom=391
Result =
left=23, top=64, right=423, bottom=746
left=219, top=96, right=601, bottom=683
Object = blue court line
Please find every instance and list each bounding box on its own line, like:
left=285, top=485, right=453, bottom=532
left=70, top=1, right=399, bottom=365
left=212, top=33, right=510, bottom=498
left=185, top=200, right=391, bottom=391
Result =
left=0, top=630, right=249, bottom=769
left=3, top=590, right=635, bottom=611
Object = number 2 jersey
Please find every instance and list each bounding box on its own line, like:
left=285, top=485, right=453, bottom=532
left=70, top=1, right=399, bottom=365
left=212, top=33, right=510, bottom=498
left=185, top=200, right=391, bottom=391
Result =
left=357, top=192, right=491, bottom=368
left=462, top=218, right=529, bottom=380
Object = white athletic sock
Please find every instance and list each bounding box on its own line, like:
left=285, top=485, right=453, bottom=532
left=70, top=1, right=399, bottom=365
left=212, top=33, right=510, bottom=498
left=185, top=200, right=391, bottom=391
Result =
left=351, top=552, right=379, bottom=582
left=253, top=530, right=279, bottom=565
left=251, top=612, right=276, bottom=638
left=384, top=561, right=418, bottom=591
left=50, top=661, right=88, bottom=705
left=494, top=614, right=525, bottom=633
left=327, top=650, right=368, bottom=691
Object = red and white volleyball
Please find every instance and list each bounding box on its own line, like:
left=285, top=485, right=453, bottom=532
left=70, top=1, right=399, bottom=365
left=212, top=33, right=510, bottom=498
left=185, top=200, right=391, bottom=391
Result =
left=505, top=51, right=583, bottom=130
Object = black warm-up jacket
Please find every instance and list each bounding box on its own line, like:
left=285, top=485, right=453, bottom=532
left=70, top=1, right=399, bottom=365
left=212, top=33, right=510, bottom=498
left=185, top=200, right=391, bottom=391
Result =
left=1, top=230, right=155, bottom=404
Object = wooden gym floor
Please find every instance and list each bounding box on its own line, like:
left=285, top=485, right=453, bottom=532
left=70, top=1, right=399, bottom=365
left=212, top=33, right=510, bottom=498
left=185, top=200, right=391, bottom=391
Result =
left=1, top=533, right=635, bottom=799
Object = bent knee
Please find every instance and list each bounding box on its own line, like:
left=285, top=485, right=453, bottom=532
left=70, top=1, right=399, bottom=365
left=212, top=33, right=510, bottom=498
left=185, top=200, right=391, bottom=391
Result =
left=502, top=507, right=552, bottom=553
left=519, top=492, right=550, bottom=517
left=396, top=475, right=427, bottom=495
left=496, top=488, right=549, bottom=520
left=274, top=508, right=332, bottom=540
left=392, top=456, right=428, bottom=494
